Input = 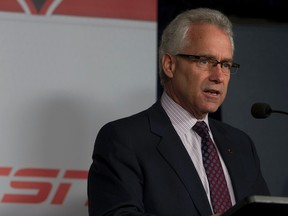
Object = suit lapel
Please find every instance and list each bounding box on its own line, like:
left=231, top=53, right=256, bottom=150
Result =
left=148, top=102, right=212, bottom=216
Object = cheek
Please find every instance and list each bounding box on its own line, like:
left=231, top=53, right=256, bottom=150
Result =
left=173, top=67, right=195, bottom=87
left=173, top=64, right=205, bottom=95
left=172, top=72, right=200, bottom=101
left=186, top=76, right=205, bottom=102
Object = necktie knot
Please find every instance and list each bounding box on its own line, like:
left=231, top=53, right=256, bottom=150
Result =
left=193, top=121, right=209, bottom=139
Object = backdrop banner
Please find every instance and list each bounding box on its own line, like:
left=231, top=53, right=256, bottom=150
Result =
left=0, top=0, right=157, bottom=215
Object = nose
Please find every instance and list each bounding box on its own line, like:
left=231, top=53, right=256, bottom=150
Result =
left=209, top=64, right=225, bottom=83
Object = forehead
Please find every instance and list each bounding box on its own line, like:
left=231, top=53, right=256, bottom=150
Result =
left=184, top=23, right=233, bottom=57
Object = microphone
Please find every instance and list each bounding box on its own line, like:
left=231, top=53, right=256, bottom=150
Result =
left=251, top=103, right=288, bottom=119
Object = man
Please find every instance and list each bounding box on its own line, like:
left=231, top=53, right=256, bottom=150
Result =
left=88, top=8, right=270, bottom=216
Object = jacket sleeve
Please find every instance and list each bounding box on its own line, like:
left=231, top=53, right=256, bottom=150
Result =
left=87, top=123, right=156, bottom=216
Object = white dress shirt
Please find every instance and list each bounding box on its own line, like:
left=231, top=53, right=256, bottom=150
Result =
left=161, top=92, right=235, bottom=212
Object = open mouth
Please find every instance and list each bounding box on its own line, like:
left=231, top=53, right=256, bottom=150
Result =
left=204, top=89, right=220, bottom=96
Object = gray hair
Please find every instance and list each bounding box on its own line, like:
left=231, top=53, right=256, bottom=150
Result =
left=159, top=8, right=234, bottom=86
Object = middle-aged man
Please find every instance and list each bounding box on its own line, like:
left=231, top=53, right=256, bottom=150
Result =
left=88, top=7, right=270, bottom=216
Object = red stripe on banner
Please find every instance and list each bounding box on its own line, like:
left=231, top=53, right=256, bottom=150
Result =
left=15, top=168, right=59, bottom=177
left=0, top=0, right=23, bottom=12
left=0, top=0, right=157, bottom=21
left=0, top=167, right=12, bottom=176
left=55, top=0, right=157, bottom=21
left=64, top=170, right=88, bottom=179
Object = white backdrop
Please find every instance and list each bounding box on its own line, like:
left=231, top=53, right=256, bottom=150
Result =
left=0, top=7, right=156, bottom=216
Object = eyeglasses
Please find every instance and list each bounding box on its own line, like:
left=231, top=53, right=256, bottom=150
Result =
left=175, top=54, right=240, bottom=75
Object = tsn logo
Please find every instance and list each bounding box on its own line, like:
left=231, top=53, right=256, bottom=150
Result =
left=0, top=167, right=88, bottom=206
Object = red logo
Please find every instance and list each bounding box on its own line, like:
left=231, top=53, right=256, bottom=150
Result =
left=0, top=167, right=88, bottom=206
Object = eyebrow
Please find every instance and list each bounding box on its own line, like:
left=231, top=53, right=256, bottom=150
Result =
left=201, top=55, right=233, bottom=62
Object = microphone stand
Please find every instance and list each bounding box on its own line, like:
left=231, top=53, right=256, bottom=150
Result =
left=272, top=110, right=288, bottom=115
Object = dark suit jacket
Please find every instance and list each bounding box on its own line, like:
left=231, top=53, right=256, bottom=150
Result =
left=88, top=101, right=270, bottom=216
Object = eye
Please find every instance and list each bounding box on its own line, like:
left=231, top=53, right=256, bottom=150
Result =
left=222, top=62, right=232, bottom=69
left=198, top=57, right=210, bottom=65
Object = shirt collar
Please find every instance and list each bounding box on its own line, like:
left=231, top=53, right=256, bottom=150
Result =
left=161, top=91, right=210, bottom=134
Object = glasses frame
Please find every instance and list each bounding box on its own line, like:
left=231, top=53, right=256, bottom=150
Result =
left=175, top=54, right=240, bottom=74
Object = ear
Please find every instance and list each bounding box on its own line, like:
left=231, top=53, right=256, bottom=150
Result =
left=161, top=53, right=175, bottom=78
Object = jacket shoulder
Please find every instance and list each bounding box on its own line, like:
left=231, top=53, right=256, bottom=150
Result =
left=209, top=117, right=251, bottom=140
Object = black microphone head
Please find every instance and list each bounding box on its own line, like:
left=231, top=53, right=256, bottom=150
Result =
left=251, top=103, right=272, bottom=119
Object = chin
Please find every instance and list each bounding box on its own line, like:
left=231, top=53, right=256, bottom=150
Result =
left=198, top=101, right=221, bottom=115
left=205, top=106, right=220, bottom=114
